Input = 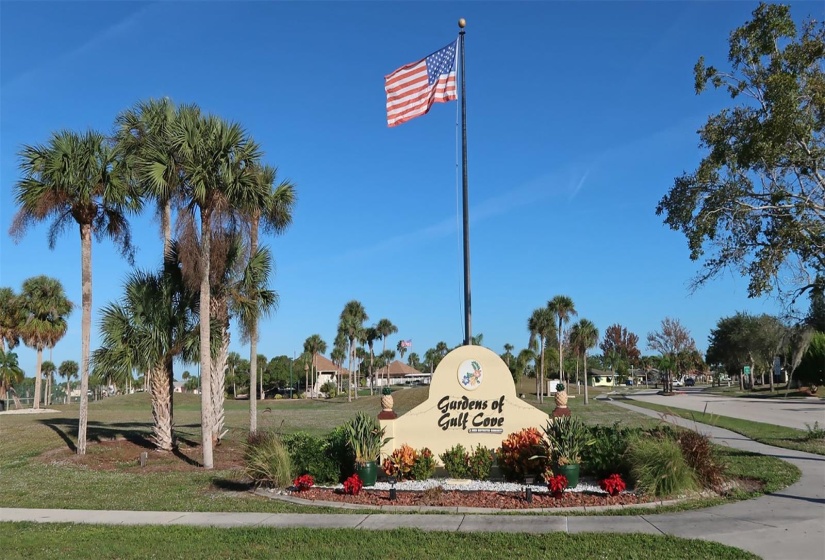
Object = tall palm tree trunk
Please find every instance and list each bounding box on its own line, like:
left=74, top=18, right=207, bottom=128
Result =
left=77, top=224, right=93, bottom=455
left=150, top=362, right=174, bottom=451
left=348, top=343, right=354, bottom=403
left=199, top=210, right=214, bottom=469
left=211, top=325, right=229, bottom=443
left=162, top=200, right=175, bottom=434
left=583, top=353, right=590, bottom=405
left=33, top=347, right=43, bottom=409
left=248, top=217, right=259, bottom=432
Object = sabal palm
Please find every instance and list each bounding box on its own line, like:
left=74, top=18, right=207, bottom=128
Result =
left=548, top=295, right=577, bottom=382
left=41, top=360, right=56, bottom=406
left=365, top=327, right=379, bottom=393
left=92, top=254, right=199, bottom=451
left=0, top=349, right=24, bottom=405
left=375, top=318, right=397, bottom=389
left=17, top=276, right=73, bottom=410
left=396, top=340, right=407, bottom=363
left=59, top=360, right=79, bottom=404
left=570, top=319, right=599, bottom=405
left=503, top=343, right=514, bottom=367
left=528, top=307, right=555, bottom=403
left=171, top=112, right=261, bottom=469
left=340, top=301, right=368, bottom=402
left=11, top=130, right=138, bottom=453
left=0, top=287, right=23, bottom=352
left=243, top=164, right=295, bottom=430
left=302, top=334, right=327, bottom=399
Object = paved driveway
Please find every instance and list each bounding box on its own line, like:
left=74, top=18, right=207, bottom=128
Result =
left=628, top=390, right=825, bottom=430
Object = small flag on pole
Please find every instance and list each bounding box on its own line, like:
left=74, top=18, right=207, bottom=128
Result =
left=385, top=40, right=457, bottom=127
left=401, top=340, right=413, bottom=348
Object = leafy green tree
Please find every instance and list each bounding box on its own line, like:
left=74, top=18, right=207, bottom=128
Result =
left=547, top=295, right=576, bottom=383
left=656, top=3, right=825, bottom=299
left=647, top=317, right=696, bottom=393
left=17, top=276, right=73, bottom=410
left=0, top=287, right=23, bottom=352
left=599, top=324, right=641, bottom=374
left=59, top=360, right=79, bottom=404
left=10, top=130, right=138, bottom=453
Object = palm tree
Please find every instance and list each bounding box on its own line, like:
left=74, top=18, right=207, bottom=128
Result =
left=471, top=333, right=484, bottom=346
left=365, top=327, right=380, bottom=393
left=375, top=319, right=397, bottom=388
left=242, top=164, right=295, bottom=431
left=17, top=276, right=73, bottom=410
left=503, top=343, right=514, bottom=367
left=332, top=333, right=348, bottom=394
left=10, top=130, right=139, bottom=453
left=528, top=307, right=555, bottom=404
left=570, top=319, right=599, bottom=405
left=171, top=112, right=262, bottom=468
left=548, top=295, right=577, bottom=383
left=59, top=360, right=79, bottom=404
left=0, top=287, right=23, bottom=352
left=339, top=301, right=368, bottom=402
left=92, top=255, right=199, bottom=451
left=303, top=334, right=327, bottom=398
left=396, top=340, right=408, bottom=363
left=0, top=349, right=24, bottom=409
left=407, top=352, right=421, bottom=370
left=226, top=352, right=243, bottom=398
left=382, top=349, right=396, bottom=384
left=41, top=360, right=56, bottom=406
left=516, top=348, right=536, bottom=387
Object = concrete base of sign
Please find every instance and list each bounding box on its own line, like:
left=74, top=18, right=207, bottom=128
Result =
left=379, top=345, right=550, bottom=464
left=552, top=407, right=571, bottom=418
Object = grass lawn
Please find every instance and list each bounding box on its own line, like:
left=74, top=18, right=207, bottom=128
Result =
left=1, top=524, right=759, bottom=560
left=622, top=399, right=825, bottom=456
left=0, top=386, right=799, bottom=513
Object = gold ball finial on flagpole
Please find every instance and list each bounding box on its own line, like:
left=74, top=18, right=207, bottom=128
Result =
left=458, top=18, right=466, bottom=28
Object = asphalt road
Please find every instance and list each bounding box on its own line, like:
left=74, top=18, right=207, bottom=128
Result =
left=628, top=388, right=825, bottom=430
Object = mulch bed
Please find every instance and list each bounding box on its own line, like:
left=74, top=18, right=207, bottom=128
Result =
left=286, top=487, right=654, bottom=509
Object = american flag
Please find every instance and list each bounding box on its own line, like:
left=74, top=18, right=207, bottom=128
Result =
left=400, top=339, right=413, bottom=348
left=384, top=40, right=457, bottom=128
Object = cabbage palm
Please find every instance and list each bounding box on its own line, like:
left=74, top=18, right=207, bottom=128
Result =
left=302, top=334, right=327, bottom=399
left=548, top=295, right=577, bottom=383
left=528, top=307, right=555, bottom=403
left=170, top=112, right=261, bottom=468
left=17, top=276, right=73, bottom=410
left=570, top=318, right=599, bottom=405
left=243, top=164, right=295, bottom=430
left=0, top=287, right=23, bottom=352
left=0, top=349, right=24, bottom=407
left=92, top=250, right=199, bottom=451
left=365, top=327, right=380, bottom=393
left=340, top=301, right=368, bottom=402
left=10, top=130, right=138, bottom=453
left=503, top=343, right=514, bottom=367
left=41, top=360, right=56, bottom=406
left=59, top=360, right=78, bottom=404
left=375, top=318, right=397, bottom=388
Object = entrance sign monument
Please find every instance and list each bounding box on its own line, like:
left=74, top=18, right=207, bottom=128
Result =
left=380, top=345, right=550, bottom=462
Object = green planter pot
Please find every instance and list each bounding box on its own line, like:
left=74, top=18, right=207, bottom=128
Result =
left=557, top=464, right=580, bottom=488
left=356, top=461, right=379, bottom=487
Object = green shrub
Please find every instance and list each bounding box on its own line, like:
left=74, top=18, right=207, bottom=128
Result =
left=582, top=423, right=640, bottom=478
left=281, top=432, right=339, bottom=484
left=677, top=430, right=727, bottom=489
left=467, top=445, right=494, bottom=480
left=326, top=425, right=355, bottom=481
left=320, top=382, right=337, bottom=398
left=542, top=415, right=593, bottom=466
left=243, top=430, right=292, bottom=488
left=274, top=394, right=283, bottom=400
left=625, top=435, right=697, bottom=497
left=409, top=447, right=437, bottom=480
left=439, top=444, right=471, bottom=478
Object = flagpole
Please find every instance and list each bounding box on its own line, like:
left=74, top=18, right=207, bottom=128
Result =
left=458, top=18, right=472, bottom=346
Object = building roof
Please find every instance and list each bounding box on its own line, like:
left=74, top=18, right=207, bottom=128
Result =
left=313, top=353, right=345, bottom=373
left=386, top=360, right=423, bottom=376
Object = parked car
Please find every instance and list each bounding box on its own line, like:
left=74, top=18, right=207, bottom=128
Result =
left=672, top=379, right=684, bottom=387
left=685, top=378, right=696, bottom=387
left=625, top=379, right=634, bottom=386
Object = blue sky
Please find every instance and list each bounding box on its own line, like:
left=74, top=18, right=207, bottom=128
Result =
left=1, top=1, right=818, bottom=378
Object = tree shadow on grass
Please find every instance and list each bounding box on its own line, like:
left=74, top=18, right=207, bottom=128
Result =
left=211, top=478, right=254, bottom=492
left=39, top=418, right=157, bottom=453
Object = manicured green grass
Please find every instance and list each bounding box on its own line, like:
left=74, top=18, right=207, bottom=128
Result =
left=1, top=524, right=759, bottom=560
left=624, top=399, right=825, bottom=456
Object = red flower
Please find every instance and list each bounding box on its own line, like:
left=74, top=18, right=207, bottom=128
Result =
left=293, top=474, right=314, bottom=492
left=599, top=474, right=626, bottom=496
left=343, top=473, right=363, bottom=496
left=547, top=474, right=568, bottom=498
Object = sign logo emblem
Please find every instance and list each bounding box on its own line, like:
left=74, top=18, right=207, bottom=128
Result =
left=458, top=359, right=483, bottom=391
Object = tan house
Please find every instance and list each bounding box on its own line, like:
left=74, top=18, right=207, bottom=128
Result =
left=309, top=353, right=346, bottom=396
left=381, top=360, right=428, bottom=386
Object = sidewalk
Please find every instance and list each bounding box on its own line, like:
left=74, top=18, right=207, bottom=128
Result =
left=1, top=401, right=823, bottom=560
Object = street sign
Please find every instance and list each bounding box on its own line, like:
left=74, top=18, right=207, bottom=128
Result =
left=743, top=366, right=751, bottom=376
